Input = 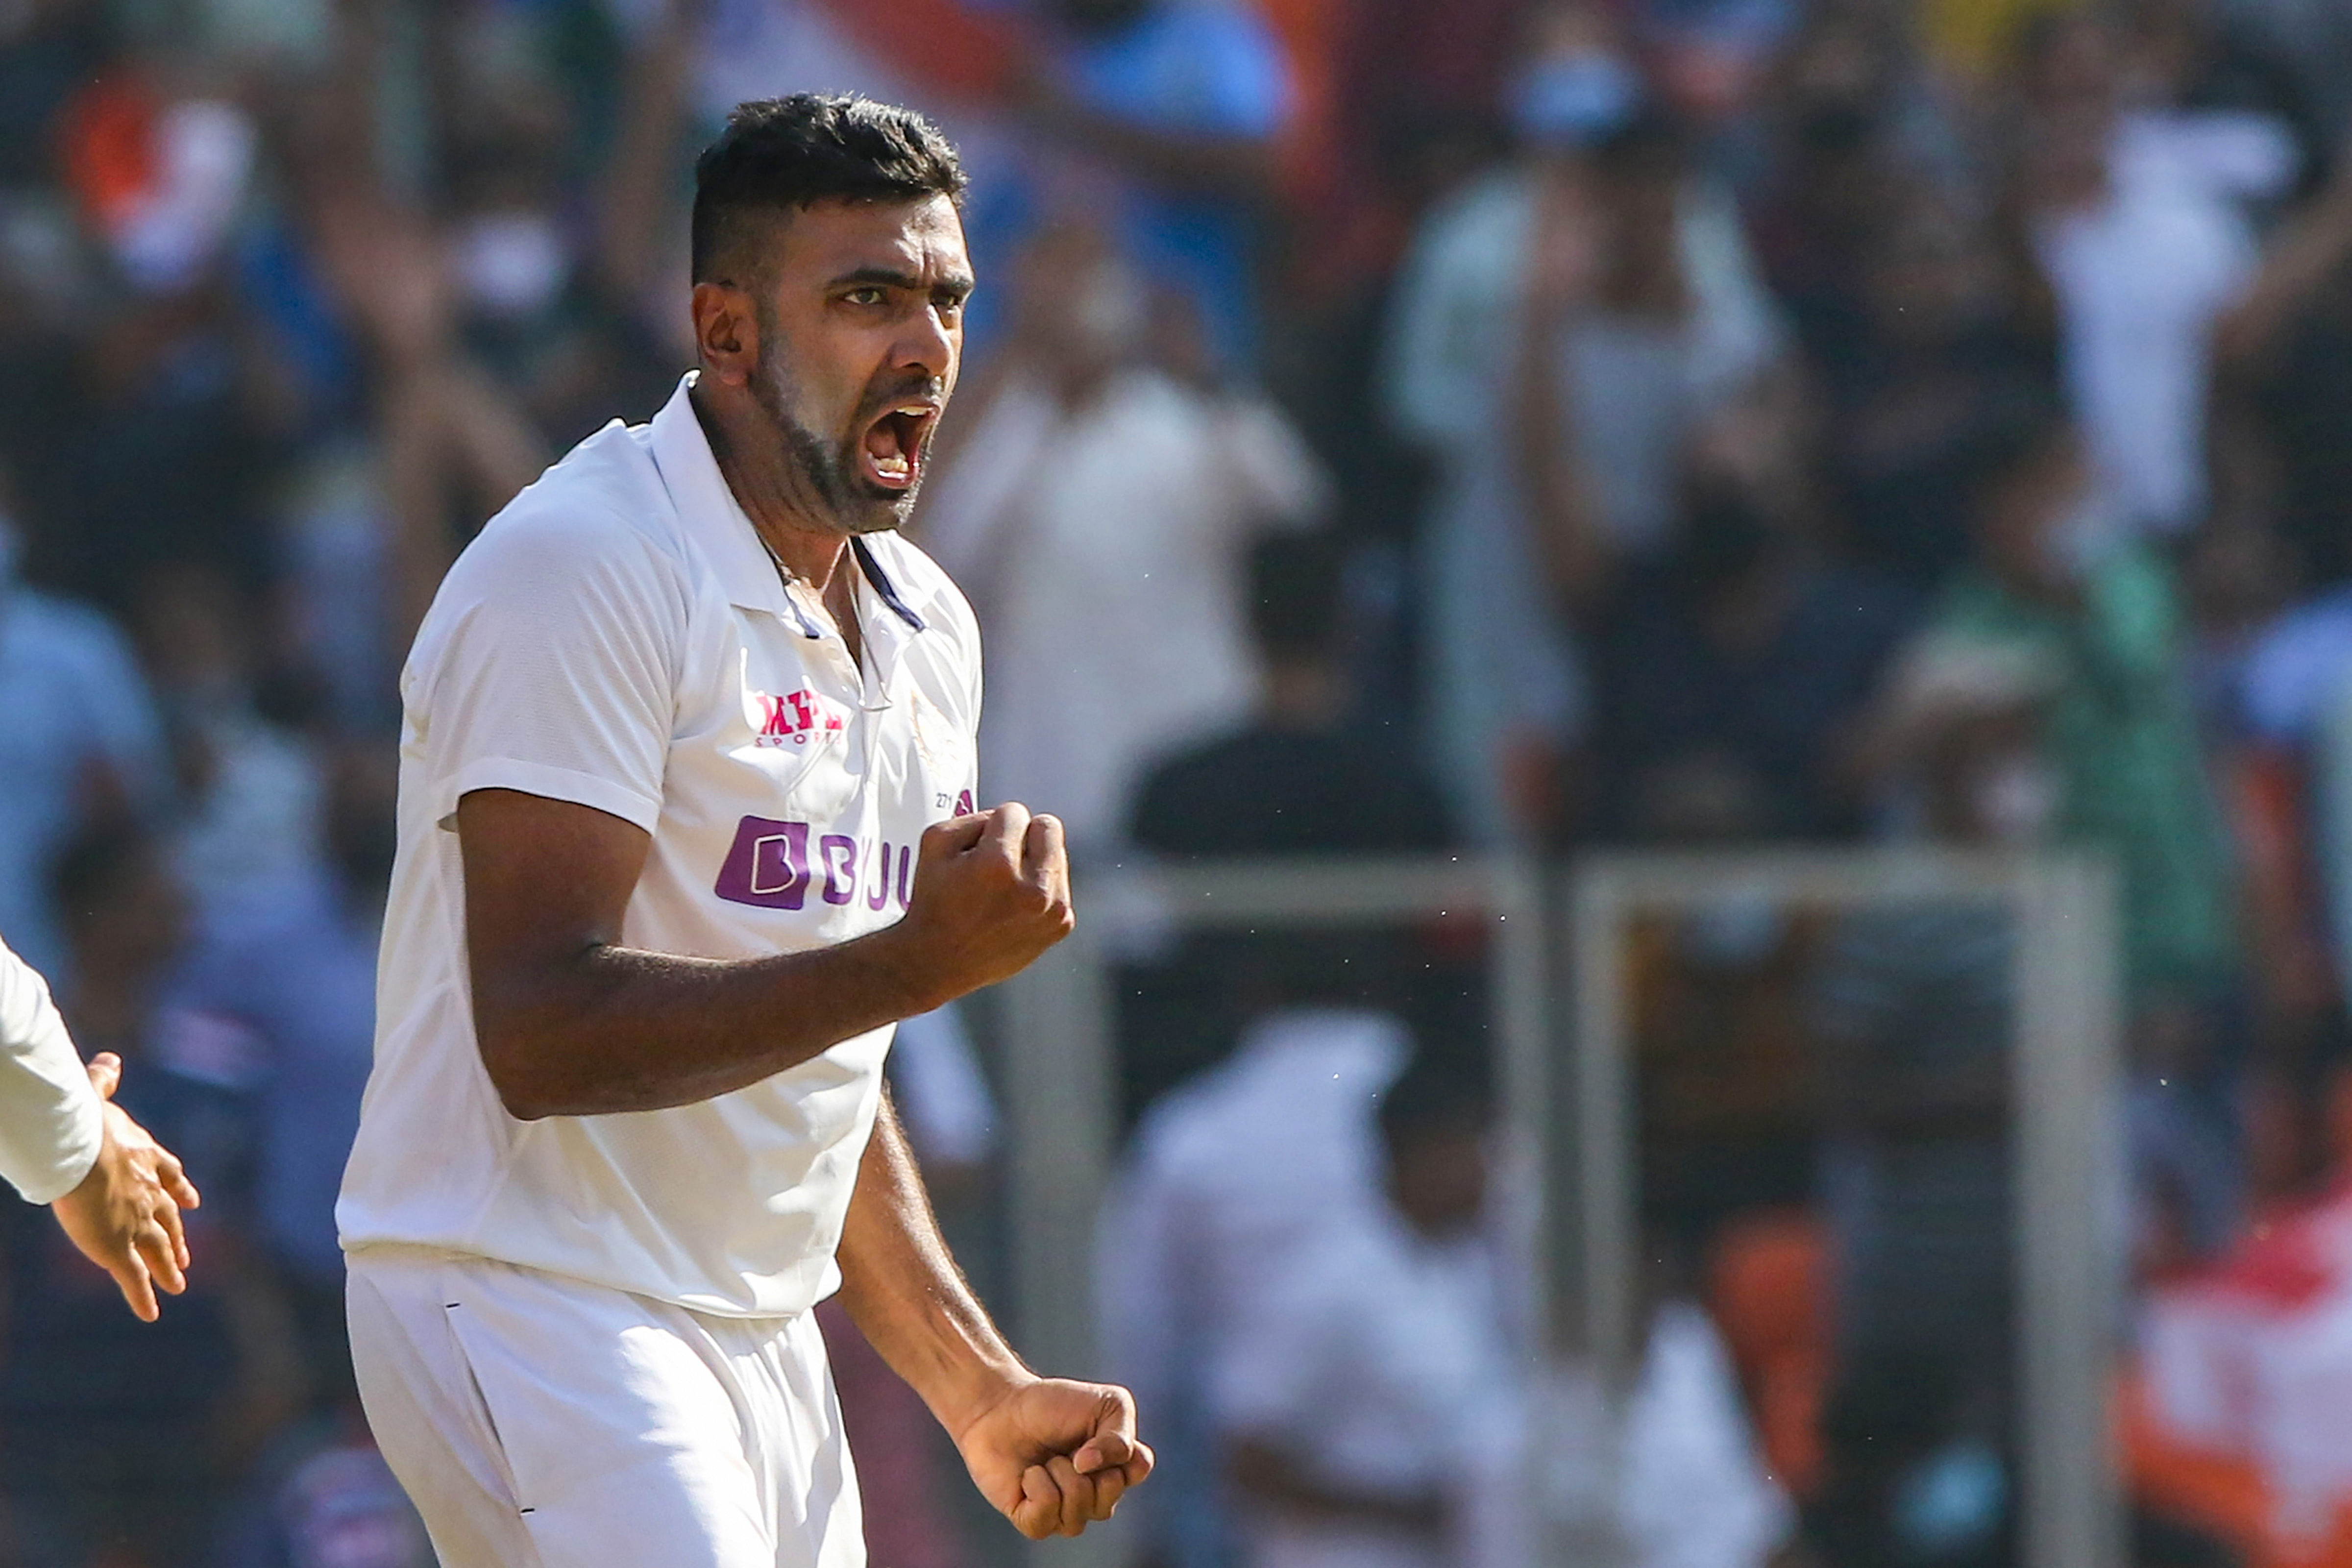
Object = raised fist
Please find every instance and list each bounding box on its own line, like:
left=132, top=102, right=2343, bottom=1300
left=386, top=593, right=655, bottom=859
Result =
left=887, top=804, right=1074, bottom=1008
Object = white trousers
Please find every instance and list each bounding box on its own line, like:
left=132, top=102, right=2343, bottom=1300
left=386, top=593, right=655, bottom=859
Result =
left=347, top=1249, right=866, bottom=1568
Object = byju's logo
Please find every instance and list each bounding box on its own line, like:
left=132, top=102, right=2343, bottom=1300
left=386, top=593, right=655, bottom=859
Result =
left=714, top=815, right=915, bottom=912
left=751, top=688, right=847, bottom=748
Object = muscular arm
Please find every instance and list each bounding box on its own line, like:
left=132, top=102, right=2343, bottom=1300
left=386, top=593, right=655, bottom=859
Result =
left=837, top=1090, right=1026, bottom=1421
left=456, top=789, right=1071, bottom=1121
left=837, top=1090, right=1152, bottom=1539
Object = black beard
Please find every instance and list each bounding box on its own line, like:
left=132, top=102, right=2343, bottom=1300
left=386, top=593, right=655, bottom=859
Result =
left=750, top=336, right=917, bottom=537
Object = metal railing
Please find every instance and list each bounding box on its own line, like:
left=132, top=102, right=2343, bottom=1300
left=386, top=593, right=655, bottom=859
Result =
left=995, top=849, right=2121, bottom=1568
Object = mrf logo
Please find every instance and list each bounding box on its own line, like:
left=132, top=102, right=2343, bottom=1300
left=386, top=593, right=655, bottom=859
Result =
left=751, top=688, right=847, bottom=748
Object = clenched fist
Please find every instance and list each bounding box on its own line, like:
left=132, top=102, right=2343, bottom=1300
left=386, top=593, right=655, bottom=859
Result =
left=883, top=803, right=1074, bottom=1009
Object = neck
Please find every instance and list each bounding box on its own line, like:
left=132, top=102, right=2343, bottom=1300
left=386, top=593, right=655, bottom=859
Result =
left=691, top=377, right=854, bottom=593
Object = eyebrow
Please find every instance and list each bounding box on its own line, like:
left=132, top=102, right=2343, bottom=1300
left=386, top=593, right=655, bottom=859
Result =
left=827, top=266, right=976, bottom=299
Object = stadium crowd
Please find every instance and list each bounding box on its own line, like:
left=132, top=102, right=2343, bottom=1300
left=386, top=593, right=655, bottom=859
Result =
left=8, top=0, right=2352, bottom=1563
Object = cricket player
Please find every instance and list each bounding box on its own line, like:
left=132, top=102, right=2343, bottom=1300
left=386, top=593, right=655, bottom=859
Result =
left=337, top=95, right=1152, bottom=1565
left=0, top=932, right=200, bottom=1322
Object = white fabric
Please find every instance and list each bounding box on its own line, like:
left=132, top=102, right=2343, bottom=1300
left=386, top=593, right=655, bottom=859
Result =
left=0, top=934, right=102, bottom=1204
left=347, top=1249, right=863, bottom=1568
left=1210, top=1214, right=1519, bottom=1568
left=1617, top=1304, right=1794, bottom=1568
left=917, top=369, right=1325, bottom=852
left=2034, top=123, right=2259, bottom=537
left=1096, top=1009, right=1411, bottom=1437
left=338, top=374, right=982, bottom=1317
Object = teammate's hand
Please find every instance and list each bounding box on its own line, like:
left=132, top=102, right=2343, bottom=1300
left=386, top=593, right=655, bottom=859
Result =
left=49, top=1054, right=202, bottom=1323
left=954, top=1374, right=1153, bottom=1540
left=888, top=803, right=1074, bottom=1007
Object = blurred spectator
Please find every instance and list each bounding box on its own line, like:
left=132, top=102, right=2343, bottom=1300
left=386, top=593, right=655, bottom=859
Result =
left=1, top=828, right=299, bottom=1568
left=1208, top=1053, right=1521, bottom=1568
left=2215, top=142, right=2352, bottom=591
left=1747, top=8, right=1967, bottom=385
left=0, top=491, right=168, bottom=981
left=918, top=224, right=1327, bottom=855
left=1382, top=3, right=1784, bottom=841
left=1807, top=642, right=2044, bottom=1568
left=1815, top=189, right=2056, bottom=599
left=1131, top=529, right=1453, bottom=857
left=1023, top=0, right=1295, bottom=375
left=1612, top=1294, right=1798, bottom=1568
left=1100, top=1006, right=1412, bottom=1568
left=132, top=562, right=329, bottom=929
left=1583, top=385, right=1911, bottom=843
left=1876, top=412, right=2246, bottom=1259
left=1915, top=412, right=2235, bottom=1004
left=2012, top=9, right=2269, bottom=542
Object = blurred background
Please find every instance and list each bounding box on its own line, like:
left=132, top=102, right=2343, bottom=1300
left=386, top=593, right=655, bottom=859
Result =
left=4, top=0, right=2352, bottom=1562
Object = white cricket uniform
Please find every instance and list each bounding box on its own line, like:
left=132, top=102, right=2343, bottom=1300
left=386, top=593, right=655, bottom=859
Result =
left=338, top=373, right=981, bottom=1568
left=0, top=933, right=103, bottom=1204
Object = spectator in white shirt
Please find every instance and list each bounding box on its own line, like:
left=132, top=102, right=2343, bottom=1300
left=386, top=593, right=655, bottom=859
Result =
left=1381, top=3, right=1785, bottom=841
left=1209, top=1055, right=1515, bottom=1568
left=2016, top=11, right=2267, bottom=541
left=916, top=223, right=1328, bottom=854
left=1099, top=1007, right=1413, bottom=1568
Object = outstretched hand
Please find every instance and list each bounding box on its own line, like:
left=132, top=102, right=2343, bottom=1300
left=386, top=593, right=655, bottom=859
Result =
left=49, top=1054, right=202, bottom=1322
left=955, top=1375, right=1154, bottom=1540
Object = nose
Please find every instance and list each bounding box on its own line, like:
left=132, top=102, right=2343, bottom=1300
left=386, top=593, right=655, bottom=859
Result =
left=894, top=299, right=956, bottom=385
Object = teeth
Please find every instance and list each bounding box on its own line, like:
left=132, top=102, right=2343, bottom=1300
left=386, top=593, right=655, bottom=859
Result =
left=894, top=406, right=930, bottom=418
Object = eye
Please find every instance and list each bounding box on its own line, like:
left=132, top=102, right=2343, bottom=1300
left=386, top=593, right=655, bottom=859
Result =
left=843, top=286, right=887, bottom=307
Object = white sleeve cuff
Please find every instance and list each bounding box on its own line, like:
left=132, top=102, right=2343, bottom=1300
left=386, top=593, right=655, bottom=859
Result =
left=16, top=1089, right=103, bottom=1206
left=435, top=758, right=665, bottom=835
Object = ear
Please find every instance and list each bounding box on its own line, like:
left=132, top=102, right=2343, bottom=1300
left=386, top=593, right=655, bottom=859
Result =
left=691, top=280, right=760, bottom=388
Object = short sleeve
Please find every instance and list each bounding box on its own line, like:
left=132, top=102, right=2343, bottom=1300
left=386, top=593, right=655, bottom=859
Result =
left=412, top=511, right=685, bottom=834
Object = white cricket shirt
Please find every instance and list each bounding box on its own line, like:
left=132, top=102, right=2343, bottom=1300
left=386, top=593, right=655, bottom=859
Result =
left=337, top=375, right=981, bottom=1317
left=0, top=933, right=103, bottom=1205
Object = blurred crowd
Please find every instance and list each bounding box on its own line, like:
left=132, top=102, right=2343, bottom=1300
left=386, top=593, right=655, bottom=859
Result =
left=9, top=0, right=2352, bottom=1562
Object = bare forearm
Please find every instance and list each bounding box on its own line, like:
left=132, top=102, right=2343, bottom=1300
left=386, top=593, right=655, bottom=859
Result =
left=836, top=1095, right=1029, bottom=1437
left=476, top=928, right=941, bottom=1119
left=461, top=794, right=1072, bottom=1121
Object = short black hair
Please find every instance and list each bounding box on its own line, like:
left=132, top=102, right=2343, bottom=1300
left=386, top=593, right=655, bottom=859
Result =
left=691, top=94, right=967, bottom=283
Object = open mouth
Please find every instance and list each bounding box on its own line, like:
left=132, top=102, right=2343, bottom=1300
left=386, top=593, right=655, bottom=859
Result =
left=858, top=401, right=939, bottom=492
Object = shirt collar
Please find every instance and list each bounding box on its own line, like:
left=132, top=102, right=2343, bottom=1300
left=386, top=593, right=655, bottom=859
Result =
left=647, top=372, right=792, bottom=621
left=647, top=374, right=928, bottom=637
